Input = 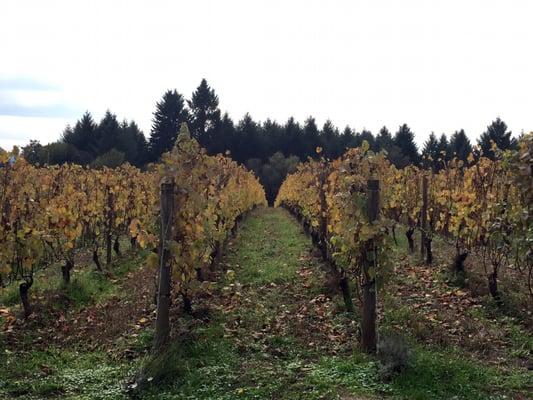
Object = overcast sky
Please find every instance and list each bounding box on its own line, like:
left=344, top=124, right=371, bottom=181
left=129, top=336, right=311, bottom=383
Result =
left=1, top=0, right=532, bottom=150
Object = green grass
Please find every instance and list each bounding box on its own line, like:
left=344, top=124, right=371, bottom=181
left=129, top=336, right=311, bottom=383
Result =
left=387, top=346, right=530, bottom=400
left=138, top=329, right=531, bottom=400
left=227, top=207, right=311, bottom=286
left=0, top=348, right=133, bottom=399
left=301, top=344, right=532, bottom=400
left=0, top=247, right=147, bottom=311
left=2, top=340, right=529, bottom=400
left=139, top=321, right=241, bottom=399
left=0, top=246, right=149, bottom=399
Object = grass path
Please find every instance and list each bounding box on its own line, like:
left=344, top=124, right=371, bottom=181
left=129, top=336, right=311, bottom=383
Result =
left=142, top=206, right=368, bottom=399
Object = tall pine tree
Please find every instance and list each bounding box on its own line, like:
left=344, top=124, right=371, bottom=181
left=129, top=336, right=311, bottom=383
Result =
left=437, top=133, right=451, bottom=164
left=393, top=124, right=420, bottom=167
left=283, top=117, right=304, bottom=159
left=422, top=132, right=440, bottom=170
left=209, top=112, right=236, bottom=156
left=262, top=119, right=283, bottom=157
left=116, top=120, right=148, bottom=166
left=235, top=113, right=261, bottom=163
left=96, top=110, right=122, bottom=156
left=149, top=90, right=189, bottom=161
left=449, top=129, right=472, bottom=162
left=340, top=126, right=355, bottom=151
left=376, top=126, right=393, bottom=152
left=303, top=117, right=320, bottom=158
left=320, top=120, right=342, bottom=159
left=188, top=79, right=221, bottom=146
left=62, top=111, right=97, bottom=160
left=478, top=118, right=516, bottom=159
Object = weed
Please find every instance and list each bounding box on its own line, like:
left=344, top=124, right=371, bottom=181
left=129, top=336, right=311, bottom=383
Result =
left=377, top=334, right=411, bottom=380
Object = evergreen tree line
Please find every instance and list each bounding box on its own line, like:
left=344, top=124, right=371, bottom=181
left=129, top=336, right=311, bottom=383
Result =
left=22, top=111, right=147, bottom=167
left=21, top=79, right=518, bottom=202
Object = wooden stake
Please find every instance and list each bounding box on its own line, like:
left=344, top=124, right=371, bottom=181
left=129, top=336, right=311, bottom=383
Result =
left=153, top=178, right=174, bottom=353
left=420, top=174, right=428, bottom=261
left=361, top=179, right=379, bottom=354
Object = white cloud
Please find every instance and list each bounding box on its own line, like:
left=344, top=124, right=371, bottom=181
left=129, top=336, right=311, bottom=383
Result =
left=0, top=0, right=532, bottom=149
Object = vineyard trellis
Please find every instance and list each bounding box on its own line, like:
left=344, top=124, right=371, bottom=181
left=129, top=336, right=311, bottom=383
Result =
left=1, top=127, right=530, bottom=358
left=0, top=123, right=267, bottom=328
left=151, top=124, right=267, bottom=351
left=0, top=155, right=158, bottom=316
left=275, top=133, right=533, bottom=353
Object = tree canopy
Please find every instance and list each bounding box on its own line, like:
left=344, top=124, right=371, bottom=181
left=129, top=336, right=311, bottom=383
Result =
left=478, top=118, right=517, bottom=159
left=149, top=89, right=189, bottom=161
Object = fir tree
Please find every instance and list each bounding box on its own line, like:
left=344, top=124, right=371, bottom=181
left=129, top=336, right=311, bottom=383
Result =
left=422, top=132, right=440, bottom=170
left=234, top=113, right=261, bottom=162
left=208, top=112, right=236, bottom=156
left=148, top=90, right=189, bottom=161
left=283, top=117, right=304, bottom=159
left=376, top=126, right=394, bottom=152
left=188, top=79, right=221, bottom=146
left=449, top=129, right=472, bottom=162
left=320, top=120, right=341, bottom=159
left=117, top=120, right=148, bottom=166
left=340, top=126, right=355, bottom=152
left=478, top=118, right=516, bottom=159
left=62, top=111, right=97, bottom=158
left=393, top=124, right=420, bottom=167
left=303, top=117, right=321, bottom=158
left=262, top=119, right=283, bottom=157
left=437, top=133, right=451, bottom=164
left=96, top=110, right=121, bottom=155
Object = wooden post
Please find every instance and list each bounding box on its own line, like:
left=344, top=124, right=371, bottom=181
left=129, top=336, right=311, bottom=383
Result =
left=420, top=174, right=428, bottom=261
left=361, top=179, right=379, bottom=354
left=19, top=277, right=34, bottom=318
left=106, top=187, right=114, bottom=266
left=318, top=169, right=328, bottom=260
left=153, top=178, right=174, bottom=353
left=339, top=269, right=354, bottom=313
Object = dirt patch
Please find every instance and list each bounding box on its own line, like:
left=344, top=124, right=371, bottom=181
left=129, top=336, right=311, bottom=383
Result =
left=385, top=258, right=530, bottom=369
left=3, top=263, right=156, bottom=352
left=63, top=266, right=156, bottom=348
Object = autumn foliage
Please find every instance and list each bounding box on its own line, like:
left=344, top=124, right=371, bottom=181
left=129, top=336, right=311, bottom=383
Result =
left=276, top=133, right=533, bottom=315
left=0, top=125, right=266, bottom=320
left=149, top=124, right=267, bottom=312
left=0, top=151, right=157, bottom=316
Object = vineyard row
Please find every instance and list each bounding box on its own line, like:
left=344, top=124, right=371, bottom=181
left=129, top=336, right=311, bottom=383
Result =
left=0, top=124, right=267, bottom=322
left=275, top=134, right=532, bottom=352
